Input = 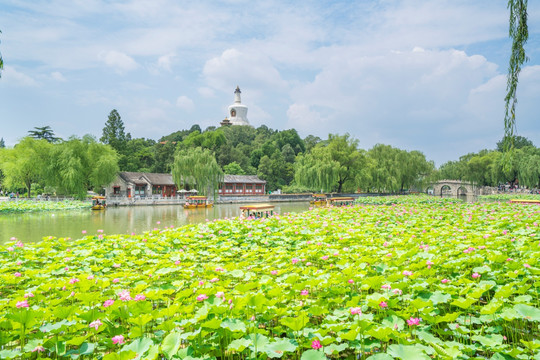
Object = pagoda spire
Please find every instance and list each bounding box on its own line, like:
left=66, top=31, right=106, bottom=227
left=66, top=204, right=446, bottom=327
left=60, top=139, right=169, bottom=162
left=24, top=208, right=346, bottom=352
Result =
left=234, top=86, right=242, bottom=104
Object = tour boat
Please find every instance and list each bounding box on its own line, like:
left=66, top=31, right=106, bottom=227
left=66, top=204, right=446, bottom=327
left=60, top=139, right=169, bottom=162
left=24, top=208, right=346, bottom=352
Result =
left=510, top=199, right=540, bottom=205
left=327, top=197, right=355, bottom=206
left=91, top=196, right=107, bottom=210
left=240, top=204, right=275, bottom=218
left=309, top=194, right=327, bottom=206
left=184, top=196, right=213, bottom=209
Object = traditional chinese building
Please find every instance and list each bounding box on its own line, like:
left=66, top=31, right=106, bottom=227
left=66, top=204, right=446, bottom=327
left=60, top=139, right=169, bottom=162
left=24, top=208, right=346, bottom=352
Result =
left=105, top=172, right=177, bottom=198
left=218, top=175, right=266, bottom=196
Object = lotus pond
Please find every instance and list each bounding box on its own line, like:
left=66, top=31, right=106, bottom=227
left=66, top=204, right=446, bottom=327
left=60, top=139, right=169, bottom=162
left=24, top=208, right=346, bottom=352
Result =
left=0, top=200, right=91, bottom=214
left=1, top=198, right=539, bottom=360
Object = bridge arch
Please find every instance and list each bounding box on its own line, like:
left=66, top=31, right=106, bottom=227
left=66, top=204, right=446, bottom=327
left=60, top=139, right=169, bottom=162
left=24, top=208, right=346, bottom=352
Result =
left=428, top=180, right=476, bottom=197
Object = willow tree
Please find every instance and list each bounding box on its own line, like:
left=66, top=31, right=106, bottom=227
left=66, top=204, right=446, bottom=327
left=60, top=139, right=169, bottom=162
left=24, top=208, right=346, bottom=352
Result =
left=171, top=147, right=223, bottom=196
left=294, top=152, right=340, bottom=192
left=504, top=0, right=528, bottom=150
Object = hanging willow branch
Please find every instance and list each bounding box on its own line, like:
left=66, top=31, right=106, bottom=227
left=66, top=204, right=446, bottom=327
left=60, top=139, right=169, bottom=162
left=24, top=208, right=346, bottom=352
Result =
left=0, top=30, right=4, bottom=78
left=171, top=147, right=224, bottom=196
left=504, top=0, right=529, bottom=151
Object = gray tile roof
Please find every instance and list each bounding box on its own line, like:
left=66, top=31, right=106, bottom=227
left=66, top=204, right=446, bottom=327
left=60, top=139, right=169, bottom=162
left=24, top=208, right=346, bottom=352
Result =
left=224, top=175, right=266, bottom=184
left=118, top=172, right=175, bottom=185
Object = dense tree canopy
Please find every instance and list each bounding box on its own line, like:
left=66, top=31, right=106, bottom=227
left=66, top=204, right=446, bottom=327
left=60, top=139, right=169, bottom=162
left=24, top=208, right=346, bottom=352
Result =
left=0, top=137, right=52, bottom=197
left=171, top=147, right=223, bottom=196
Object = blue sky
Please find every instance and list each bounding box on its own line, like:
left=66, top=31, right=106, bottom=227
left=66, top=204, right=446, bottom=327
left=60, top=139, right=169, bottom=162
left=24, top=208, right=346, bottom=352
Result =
left=1, top=0, right=539, bottom=165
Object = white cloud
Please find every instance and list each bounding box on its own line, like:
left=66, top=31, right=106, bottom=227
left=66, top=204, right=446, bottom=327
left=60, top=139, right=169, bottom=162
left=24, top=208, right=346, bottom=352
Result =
left=50, top=71, right=66, bottom=82
left=3, top=66, right=39, bottom=87
left=98, top=50, right=138, bottom=73
left=176, top=96, right=195, bottom=111
left=157, top=54, right=175, bottom=72
left=203, top=48, right=287, bottom=92
left=198, top=87, right=215, bottom=98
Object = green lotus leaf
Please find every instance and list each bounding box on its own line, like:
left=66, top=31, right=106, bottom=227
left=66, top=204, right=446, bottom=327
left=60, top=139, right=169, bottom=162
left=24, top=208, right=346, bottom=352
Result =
left=472, top=334, right=503, bottom=348
left=162, top=332, right=182, bottom=360
left=65, top=342, right=95, bottom=357
left=513, top=304, right=540, bottom=321
left=121, top=338, right=154, bottom=360
left=281, top=313, right=309, bottom=332
left=366, top=354, right=393, bottom=360
left=451, top=297, right=476, bottom=309
left=387, top=344, right=431, bottom=360
left=221, top=318, right=247, bottom=332
left=227, top=338, right=251, bottom=352
left=300, top=349, right=326, bottom=360
left=103, top=350, right=137, bottom=360
left=263, top=338, right=298, bottom=358
left=480, top=300, right=503, bottom=315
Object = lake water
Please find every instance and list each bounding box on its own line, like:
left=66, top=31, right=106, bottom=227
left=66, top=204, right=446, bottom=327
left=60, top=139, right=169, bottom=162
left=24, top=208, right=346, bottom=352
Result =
left=0, top=202, right=311, bottom=245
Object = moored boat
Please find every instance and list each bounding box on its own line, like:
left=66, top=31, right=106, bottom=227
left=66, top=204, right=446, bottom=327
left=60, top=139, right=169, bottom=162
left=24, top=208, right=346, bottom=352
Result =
left=240, top=204, right=275, bottom=218
left=309, top=194, right=327, bottom=206
left=184, top=196, right=213, bottom=209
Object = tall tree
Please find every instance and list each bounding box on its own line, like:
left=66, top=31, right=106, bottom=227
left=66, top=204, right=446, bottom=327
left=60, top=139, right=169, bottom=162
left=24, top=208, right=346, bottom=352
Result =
left=28, top=126, right=61, bottom=143
left=504, top=0, right=529, bottom=149
left=101, top=109, right=129, bottom=152
left=294, top=152, right=339, bottom=192
left=171, top=147, right=223, bottom=196
left=0, top=138, right=5, bottom=148
left=496, top=135, right=533, bottom=152
left=0, top=137, right=52, bottom=197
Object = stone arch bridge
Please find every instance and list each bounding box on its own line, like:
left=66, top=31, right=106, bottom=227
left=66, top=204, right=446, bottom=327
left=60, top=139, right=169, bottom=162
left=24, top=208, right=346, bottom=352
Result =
left=426, top=180, right=476, bottom=196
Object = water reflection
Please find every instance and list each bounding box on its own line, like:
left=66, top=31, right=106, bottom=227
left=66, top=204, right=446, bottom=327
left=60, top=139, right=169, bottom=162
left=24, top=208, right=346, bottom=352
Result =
left=0, top=202, right=311, bottom=244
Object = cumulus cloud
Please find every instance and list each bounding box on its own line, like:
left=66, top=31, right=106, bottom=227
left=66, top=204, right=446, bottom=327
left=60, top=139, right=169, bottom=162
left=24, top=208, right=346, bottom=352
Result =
left=203, top=48, right=287, bottom=92
left=50, top=71, right=66, bottom=82
left=176, top=95, right=195, bottom=111
left=98, top=50, right=138, bottom=73
left=3, top=66, right=39, bottom=87
left=157, top=54, right=175, bottom=72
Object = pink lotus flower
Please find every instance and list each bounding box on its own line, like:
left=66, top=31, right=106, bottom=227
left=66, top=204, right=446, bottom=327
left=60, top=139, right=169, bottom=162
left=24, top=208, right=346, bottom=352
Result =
left=472, top=272, right=481, bottom=279
left=292, top=258, right=300, bottom=264
left=393, top=289, right=403, bottom=295
left=441, top=279, right=450, bottom=284
left=407, top=317, right=421, bottom=326
left=215, top=267, right=224, bottom=272
left=350, top=307, right=362, bottom=315
left=210, top=278, right=219, bottom=283
left=87, top=275, right=94, bottom=280
left=118, top=290, right=132, bottom=301
left=524, top=263, right=531, bottom=268
left=16, top=300, right=29, bottom=308
left=103, top=299, right=115, bottom=307
left=379, top=301, right=388, bottom=308
left=32, top=346, right=45, bottom=352
left=134, top=294, right=146, bottom=301
left=381, top=284, right=392, bottom=290
left=89, top=319, right=102, bottom=330
left=16, top=241, right=24, bottom=248
left=82, top=230, right=87, bottom=234
left=216, top=291, right=224, bottom=298
left=311, top=339, right=322, bottom=350
left=199, top=281, right=205, bottom=286
left=112, top=278, right=120, bottom=283
left=348, top=279, right=354, bottom=284
left=113, top=263, right=121, bottom=268
left=112, top=335, right=125, bottom=345
left=402, top=270, right=413, bottom=276
left=300, top=289, right=309, bottom=296
left=69, top=278, right=79, bottom=284
left=14, top=272, right=21, bottom=277
left=24, top=292, right=34, bottom=298
left=321, top=255, right=329, bottom=260
left=271, top=270, right=278, bottom=275
left=174, top=260, right=181, bottom=265
left=7, top=247, right=14, bottom=252
left=97, top=229, right=104, bottom=233
left=197, top=294, right=208, bottom=302
left=426, top=260, right=434, bottom=266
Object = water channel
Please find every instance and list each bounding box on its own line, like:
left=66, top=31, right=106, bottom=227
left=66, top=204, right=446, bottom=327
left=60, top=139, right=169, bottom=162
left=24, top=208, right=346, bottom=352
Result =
left=0, top=202, right=311, bottom=245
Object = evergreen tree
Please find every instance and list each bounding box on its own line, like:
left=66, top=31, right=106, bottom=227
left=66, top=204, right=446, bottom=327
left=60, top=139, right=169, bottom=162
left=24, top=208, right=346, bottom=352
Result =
left=0, top=138, right=5, bottom=148
left=100, top=109, right=129, bottom=152
left=28, top=126, right=61, bottom=143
